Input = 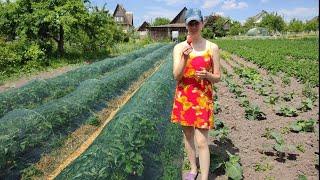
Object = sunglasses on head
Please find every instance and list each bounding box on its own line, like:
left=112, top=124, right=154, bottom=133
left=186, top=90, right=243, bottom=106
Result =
left=188, top=20, right=200, bottom=26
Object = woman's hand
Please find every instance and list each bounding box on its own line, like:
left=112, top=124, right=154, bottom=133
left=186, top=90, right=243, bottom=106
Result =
left=195, top=67, right=209, bottom=80
left=182, top=43, right=193, bottom=57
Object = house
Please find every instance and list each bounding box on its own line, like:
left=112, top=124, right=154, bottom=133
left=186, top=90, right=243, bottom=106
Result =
left=137, top=21, right=150, bottom=38
left=251, top=10, right=268, bottom=24
left=139, top=7, right=233, bottom=40
left=113, top=4, right=134, bottom=32
left=145, top=7, right=188, bottom=40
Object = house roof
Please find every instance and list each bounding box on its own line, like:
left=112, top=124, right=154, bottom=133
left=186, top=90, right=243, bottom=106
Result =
left=137, top=21, right=150, bottom=31
left=169, top=7, right=187, bottom=24
left=145, top=7, right=188, bottom=29
left=113, top=4, right=133, bottom=26
left=251, top=10, right=268, bottom=23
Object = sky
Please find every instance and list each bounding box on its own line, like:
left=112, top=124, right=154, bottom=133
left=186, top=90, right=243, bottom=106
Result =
left=90, top=0, right=319, bottom=27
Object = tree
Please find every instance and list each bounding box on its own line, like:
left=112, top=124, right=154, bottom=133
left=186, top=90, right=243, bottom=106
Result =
left=204, top=15, right=229, bottom=37
left=305, top=17, right=319, bottom=32
left=287, top=18, right=305, bottom=33
left=243, top=17, right=256, bottom=32
left=152, top=17, right=170, bottom=26
left=201, top=27, right=214, bottom=39
left=0, top=1, right=19, bottom=41
left=259, top=13, right=285, bottom=33
left=229, top=21, right=245, bottom=36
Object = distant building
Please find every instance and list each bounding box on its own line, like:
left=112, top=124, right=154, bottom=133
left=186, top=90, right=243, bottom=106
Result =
left=113, top=4, right=134, bottom=32
left=250, top=10, right=268, bottom=24
left=137, top=21, right=150, bottom=39
left=137, top=7, right=233, bottom=40
left=143, top=7, right=188, bottom=40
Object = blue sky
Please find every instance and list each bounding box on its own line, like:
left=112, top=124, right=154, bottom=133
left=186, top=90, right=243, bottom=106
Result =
left=90, top=0, right=319, bottom=27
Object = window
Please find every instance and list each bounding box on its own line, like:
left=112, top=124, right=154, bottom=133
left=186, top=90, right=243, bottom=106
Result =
left=115, top=16, right=124, bottom=22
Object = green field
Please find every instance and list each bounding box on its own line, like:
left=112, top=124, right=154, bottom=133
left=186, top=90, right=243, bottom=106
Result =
left=214, top=37, right=319, bottom=86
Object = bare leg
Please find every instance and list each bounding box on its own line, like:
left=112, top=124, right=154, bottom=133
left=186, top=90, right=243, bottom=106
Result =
left=182, top=126, right=198, bottom=174
left=195, top=128, right=210, bottom=180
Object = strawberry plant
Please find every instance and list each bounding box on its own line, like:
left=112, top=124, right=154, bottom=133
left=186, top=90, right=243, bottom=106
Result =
left=264, top=95, right=279, bottom=105
left=290, top=119, right=316, bottom=132
left=245, top=105, right=266, bottom=120
left=210, top=119, right=229, bottom=141
left=239, top=97, right=249, bottom=107
left=224, top=151, right=243, bottom=180
left=281, top=75, right=291, bottom=86
left=262, top=130, right=297, bottom=156
left=214, top=101, right=222, bottom=114
left=282, top=92, right=294, bottom=102
left=298, top=98, right=314, bottom=112
left=276, top=106, right=298, bottom=117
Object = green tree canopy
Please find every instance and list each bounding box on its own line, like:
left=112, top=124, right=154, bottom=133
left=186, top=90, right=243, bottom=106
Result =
left=259, top=13, right=286, bottom=33
left=304, top=17, right=318, bottom=32
left=152, top=17, right=170, bottom=26
left=287, top=18, right=305, bottom=33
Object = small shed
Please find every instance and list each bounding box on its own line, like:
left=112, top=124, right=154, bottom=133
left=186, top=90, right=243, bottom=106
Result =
left=137, top=21, right=150, bottom=38
left=146, top=7, right=188, bottom=40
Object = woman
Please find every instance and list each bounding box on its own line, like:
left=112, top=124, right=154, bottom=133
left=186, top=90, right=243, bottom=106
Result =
left=171, top=8, right=221, bottom=180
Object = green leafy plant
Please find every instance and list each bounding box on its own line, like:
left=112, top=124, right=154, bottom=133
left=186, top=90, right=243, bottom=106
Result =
left=245, top=105, right=266, bottom=120
left=296, top=143, right=305, bottom=153
left=282, top=92, right=294, bottom=101
left=239, top=97, right=250, bottom=107
left=297, top=174, right=308, bottom=180
left=214, top=101, right=222, bottom=114
left=264, top=95, right=279, bottom=105
left=298, top=98, right=314, bottom=112
left=253, top=162, right=273, bottom=172
left=224, top=151, right=243, bottom=180
left=290, top=119, right=316, bottom=132
left=263, top=130, right=297, bottom=155
left=210, top=119, right=230, bottom=141
left=281, top=75, right=291, bottom=85
left=276, top=106, right=298, bottom=117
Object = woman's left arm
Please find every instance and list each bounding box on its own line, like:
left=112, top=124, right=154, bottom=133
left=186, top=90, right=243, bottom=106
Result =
left=206, top=43, right=221, bottom=84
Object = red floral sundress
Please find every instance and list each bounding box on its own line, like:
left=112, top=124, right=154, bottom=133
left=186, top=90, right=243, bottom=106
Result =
left=171, top=42, right=214, bottom=130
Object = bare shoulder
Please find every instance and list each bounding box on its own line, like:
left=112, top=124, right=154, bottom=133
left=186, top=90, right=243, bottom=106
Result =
left=174, top=41, right=186, bottom=51
left=206, top=40, right=219, bottom=51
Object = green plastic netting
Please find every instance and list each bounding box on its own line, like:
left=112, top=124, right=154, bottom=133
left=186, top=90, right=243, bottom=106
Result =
left=57, top=52, right=183, bottom=180
left=0, top=43, right=165, bottom=118
left=0, top=44, right=173, bottom=175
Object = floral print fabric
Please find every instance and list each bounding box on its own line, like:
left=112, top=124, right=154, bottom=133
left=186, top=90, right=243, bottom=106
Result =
left=171, top=46, right=214, bottom=129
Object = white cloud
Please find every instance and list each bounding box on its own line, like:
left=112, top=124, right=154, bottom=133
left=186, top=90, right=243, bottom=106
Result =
left=221, top=0, right=248, bottom=10
left=201, top=0, right=222, bottom=9
left=278, top=7, right=319, bottom=21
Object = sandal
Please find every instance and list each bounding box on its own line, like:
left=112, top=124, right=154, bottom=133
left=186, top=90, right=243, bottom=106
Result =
left=184, top=171, right=199, bottom=180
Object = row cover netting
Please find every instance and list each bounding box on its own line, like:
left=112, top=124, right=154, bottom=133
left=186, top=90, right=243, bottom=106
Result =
left=57, top=52, right=184, bottom=180
left=0, top=43, right=165, bottom=118
left=0, top=44, right=173, bottom=174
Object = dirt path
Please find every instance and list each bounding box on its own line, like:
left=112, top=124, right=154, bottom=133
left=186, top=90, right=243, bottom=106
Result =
left=0, top=64, right=81, bottom=93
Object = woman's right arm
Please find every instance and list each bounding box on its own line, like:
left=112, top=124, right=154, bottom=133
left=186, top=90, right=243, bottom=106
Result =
left=173, top=43, right=192, bottom=81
